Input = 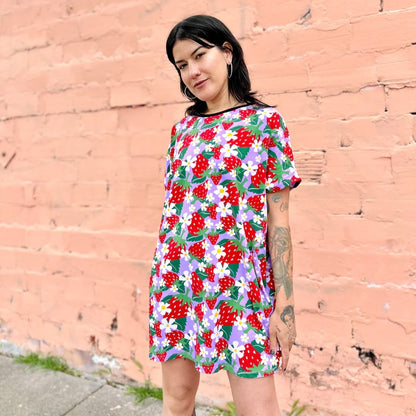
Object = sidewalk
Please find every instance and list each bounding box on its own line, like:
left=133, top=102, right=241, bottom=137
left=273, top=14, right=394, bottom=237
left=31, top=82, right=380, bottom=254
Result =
left=0, top=355, right=216, bottom=416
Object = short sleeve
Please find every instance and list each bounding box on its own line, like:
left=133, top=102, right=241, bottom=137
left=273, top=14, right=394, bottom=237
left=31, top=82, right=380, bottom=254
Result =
left=265, top=111, right=301, bottom=192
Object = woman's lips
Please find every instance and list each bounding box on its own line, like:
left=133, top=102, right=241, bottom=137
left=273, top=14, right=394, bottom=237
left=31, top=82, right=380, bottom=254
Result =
left=194, top=79, right=208, bottom=89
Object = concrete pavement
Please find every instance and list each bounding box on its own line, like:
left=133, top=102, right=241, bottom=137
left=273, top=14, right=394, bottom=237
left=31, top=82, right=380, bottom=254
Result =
left=0, top=355, right=217, bottom=416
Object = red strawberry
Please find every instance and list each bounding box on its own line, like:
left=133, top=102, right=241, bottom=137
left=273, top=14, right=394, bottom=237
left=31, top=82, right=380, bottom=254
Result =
left=186, top=116, right=198, bottom=128
left=251, top=163, right=266, bottom=188
left=166, top=296, right=189, bottom=319
left=202, top=330, right=213, bottom=348
left=264, top=307, right=273, bottom=318
left=163, top=272, right=179, bottom=288
left=267, top=112, right=281, bottom=130
left=217, top=301, right=240, bottom=326
left=219, top=276, right=235, bottom=293
left=156, top=352, right=167, bottom=361
left=166, top=214, right=180, bottom=230
left=283, top=143, right=294, bottom=161
left=205, top=114, right=221, bottom=124
left=222, top=122, right=233, bottom=130
left=284, top=127, right=289, bottom=138
left=221, top=215, right=236, bottom=231
left=207, top=233, right=219, bottom=245
left=260, top=256, right=267, bottom=279
left=207, top=204, right=218, bottom=219
left=188, top=212, right=205, bottom=236
left=239, top=344, right=262, bottom=372
left=180, top=134, right=194, bottom=152
left=221, top=240, right=244, bottom=264
left=211, top=173, right=222, bottom=185
left=166, top=330, right=185, bottom=346
left=224, top=156, right=241, bottom=172
left=248, top=281, right=261, bottom=304
left=247, top=313, right=262, bottom=331
left=206, top=296, right=217, bottom=309
left=171, top=159, right=182, bottom=175
left=215, top=338, right=228, bottom=355
left=200, top=128, right=216, bottom=142
left=213, top=146, right=222, bottom=159
left=239, top=108, right=257, bottom=119
left=222, top=181, right=241, bottom=205
left=193, top=182, right=208, bottom=200
left=189, top=241, right=205, bottom=259
left=159, top=233, right=167, bottom=244
left=193, top=154, right=209, bottom=178
left=243, top=222, right=256, bottom=242
left=194, top=303, right=204, bottom=320
left=205, top=265, right=216, bottom=282
left=202, top=363, right=214, bottom=373
left=191, top=272, right=204, bottom=296
left=262, top=137, right=272, bottom=149
left=154, top=291, right=163, bottom=301
left=165, top=238, right=183, bottom=260
left=154, top=321, right=162, bottom=337
left=247, top=195, right=264, bottom=211
left=229, top=127, right=256, bottom=147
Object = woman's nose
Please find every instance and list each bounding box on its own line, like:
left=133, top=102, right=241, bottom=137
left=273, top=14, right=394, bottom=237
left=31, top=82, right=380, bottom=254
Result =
left=188, top=61, right=201, bottom=77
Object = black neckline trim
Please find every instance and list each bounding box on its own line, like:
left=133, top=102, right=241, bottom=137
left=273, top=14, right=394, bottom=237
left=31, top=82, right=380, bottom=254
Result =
left=195, top=103, right=254, bottom=118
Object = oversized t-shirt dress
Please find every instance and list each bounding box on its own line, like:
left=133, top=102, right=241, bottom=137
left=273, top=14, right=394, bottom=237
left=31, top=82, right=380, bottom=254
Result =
left=149, top=104, right=301, bottom=378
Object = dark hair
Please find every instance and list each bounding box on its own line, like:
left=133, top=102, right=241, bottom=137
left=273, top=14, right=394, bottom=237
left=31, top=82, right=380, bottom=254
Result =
left=166, top=15, right=268, bottom=116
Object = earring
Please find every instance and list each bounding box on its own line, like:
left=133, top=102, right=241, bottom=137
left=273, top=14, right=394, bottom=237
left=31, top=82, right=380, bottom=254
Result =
left=227, top=62, right=233, bottom=79
left=183, top=86, right=194, bottom=100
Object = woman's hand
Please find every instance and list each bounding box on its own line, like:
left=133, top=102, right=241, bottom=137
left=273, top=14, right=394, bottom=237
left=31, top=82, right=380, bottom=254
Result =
left=269, top=305, right=296, bottom=371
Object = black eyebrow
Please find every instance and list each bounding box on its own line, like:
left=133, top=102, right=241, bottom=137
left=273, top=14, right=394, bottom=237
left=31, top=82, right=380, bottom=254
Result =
left=175, top=45, right=205, bottom=64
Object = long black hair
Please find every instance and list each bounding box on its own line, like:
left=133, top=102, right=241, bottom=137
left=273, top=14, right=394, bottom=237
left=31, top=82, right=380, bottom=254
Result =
left=166, top=15, right=268, bottom=116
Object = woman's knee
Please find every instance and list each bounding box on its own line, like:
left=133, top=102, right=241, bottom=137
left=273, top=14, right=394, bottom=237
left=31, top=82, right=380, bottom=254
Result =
left=162, top=359, right=200, bottom=402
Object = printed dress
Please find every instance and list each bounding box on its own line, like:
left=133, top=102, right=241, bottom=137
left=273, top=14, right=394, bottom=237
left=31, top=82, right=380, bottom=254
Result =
left=149, top=104, right=301, bottom=378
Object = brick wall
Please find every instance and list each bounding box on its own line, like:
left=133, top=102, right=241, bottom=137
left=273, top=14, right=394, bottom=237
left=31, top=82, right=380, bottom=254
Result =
left=1, top=1, right=415, bottom=414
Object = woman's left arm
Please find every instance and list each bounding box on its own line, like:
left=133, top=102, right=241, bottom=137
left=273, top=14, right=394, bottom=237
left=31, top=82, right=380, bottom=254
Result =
left=266, top=186, right=296, bottom=371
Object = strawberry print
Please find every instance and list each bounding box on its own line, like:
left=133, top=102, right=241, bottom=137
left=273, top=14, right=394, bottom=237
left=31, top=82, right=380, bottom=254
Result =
left=239, top=344, right=262, bottom=372
left=188, top=212, right=205, bottom=236
left=149, top=105, right=301, bottom=378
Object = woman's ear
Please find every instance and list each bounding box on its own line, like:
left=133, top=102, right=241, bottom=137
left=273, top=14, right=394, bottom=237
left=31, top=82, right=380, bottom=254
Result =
left=222, top=42, right=233, bottom=64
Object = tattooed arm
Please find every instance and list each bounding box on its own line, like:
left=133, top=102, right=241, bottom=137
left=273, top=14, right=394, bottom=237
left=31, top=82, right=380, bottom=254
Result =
left=266, top=187, right=296, bottom=371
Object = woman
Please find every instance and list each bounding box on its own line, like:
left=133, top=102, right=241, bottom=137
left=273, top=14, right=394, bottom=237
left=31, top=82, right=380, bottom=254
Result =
left=149, top=15, right=301, bottom=416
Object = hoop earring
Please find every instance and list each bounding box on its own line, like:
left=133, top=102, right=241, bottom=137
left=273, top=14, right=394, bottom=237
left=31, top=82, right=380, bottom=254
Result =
left=227, top=62, right=233, bottom=79
left=183, top=87, right=194, bottom=100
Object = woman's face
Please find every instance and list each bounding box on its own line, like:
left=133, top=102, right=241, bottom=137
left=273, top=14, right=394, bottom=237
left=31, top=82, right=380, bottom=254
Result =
left=172, top=38, right=232, bottom=108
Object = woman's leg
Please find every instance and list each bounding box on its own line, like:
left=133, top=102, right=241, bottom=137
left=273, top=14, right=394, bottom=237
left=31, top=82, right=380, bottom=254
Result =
left=161, top=358, right=200, bottom=416
left=227, top=372, right=281, bottom=416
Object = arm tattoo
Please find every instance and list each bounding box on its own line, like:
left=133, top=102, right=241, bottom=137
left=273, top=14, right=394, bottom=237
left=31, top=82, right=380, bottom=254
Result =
left=269, top=193, right=289, bottom=212
left=280, top=305, right=296, bottom=342
left=269, top=226, right=293, bottom=299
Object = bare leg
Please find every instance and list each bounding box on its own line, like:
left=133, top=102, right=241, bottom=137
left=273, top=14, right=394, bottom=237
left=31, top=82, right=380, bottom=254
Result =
left=227, top=372, right=281, bottom=416
left=161, top=358, right=200, bottom=416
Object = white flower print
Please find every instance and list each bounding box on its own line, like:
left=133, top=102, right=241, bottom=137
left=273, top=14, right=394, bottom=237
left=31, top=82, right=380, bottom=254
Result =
left=185, top=330, right=197, bottom=346
left=212, top=245, right=225, bottom=259
left=229, top=341, right=245, bottom=359
left=217, top=201, right=232, bottom=217
left=160, top=318, right=177, bottom=333
left=242, top=161, right=258, bottom=177
left=220, top=143, right=238, bottom=157
left=214, top=263, right=229, bottom=278
left=180, top=271, right=192, bottom=287
left=184, top=155, right=197, bottom=171
left=235, top=316, right=247, bottom=330
left=215, top=185, right=229, bottom=199
left=157, top=301, right=171, bottom=316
